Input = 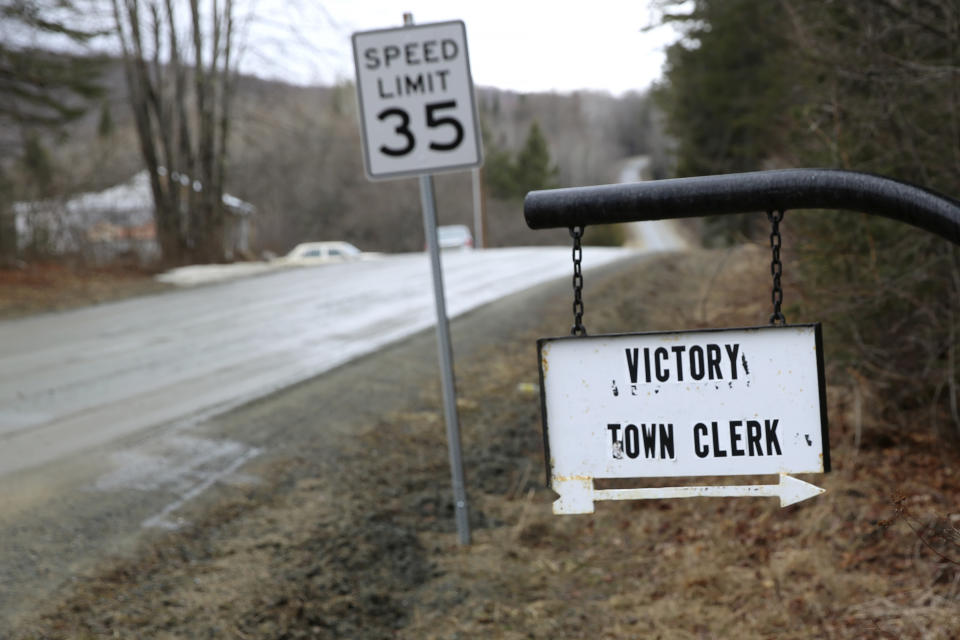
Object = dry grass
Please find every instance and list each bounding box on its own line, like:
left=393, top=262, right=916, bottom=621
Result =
left=0, top=261, right=170, bottom=319
left=399, top=245, right=960, bottom=639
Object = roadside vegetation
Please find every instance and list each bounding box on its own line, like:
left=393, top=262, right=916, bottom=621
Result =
left=655, top=0, right=960, bottom=450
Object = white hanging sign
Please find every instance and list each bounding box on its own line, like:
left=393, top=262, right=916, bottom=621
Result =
left=537, top=324, right=830, bottom=514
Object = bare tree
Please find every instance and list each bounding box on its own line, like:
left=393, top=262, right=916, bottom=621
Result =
left=110, top=0, right=236, bottom=264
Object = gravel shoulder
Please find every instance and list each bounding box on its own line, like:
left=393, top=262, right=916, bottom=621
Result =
left=8, top=246, right=960, bottom=639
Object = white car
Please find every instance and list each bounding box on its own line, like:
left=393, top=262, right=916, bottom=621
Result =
left=436, top=225, right=474, bottom=250
left=277, top=241, right=380, bottom=266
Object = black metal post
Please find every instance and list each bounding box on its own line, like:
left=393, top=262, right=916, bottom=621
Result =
left=524, top=169, right=960, bottom=245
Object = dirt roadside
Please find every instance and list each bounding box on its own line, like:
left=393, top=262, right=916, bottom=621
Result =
left=0, top=262, right=172, bottom=319
left=8, top=246, right=960, bottom=639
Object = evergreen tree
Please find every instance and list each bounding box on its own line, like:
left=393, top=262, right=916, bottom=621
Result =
left=483, top=120, right=558, bottom=200
left=0, top=0, right=104, bottom=264
left=484, top=144, right=517, bottom=200
left=0, top=1, right=103, bottom=130
left=655, top=0, right=792, bottom=244
left=514, top=121, right=558, bottom=193
left=657, top=0, right=791, bottom=177
left=0, top=166, right=13, bottom=262
left=19, top=132, right=54, bottom=197
left=97, top=101, right=114, bottom=139
left=654, top=0, right=960, bottom=439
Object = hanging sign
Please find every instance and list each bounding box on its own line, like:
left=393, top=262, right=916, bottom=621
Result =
left=537, top=324, right=830, bottom=514
left=352, top=20, right=483, bottom=180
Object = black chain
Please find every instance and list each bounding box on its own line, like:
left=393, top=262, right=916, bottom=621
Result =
left=767, top=209, right=786, bottom=325
left=569, top=226, right=587, bottom=336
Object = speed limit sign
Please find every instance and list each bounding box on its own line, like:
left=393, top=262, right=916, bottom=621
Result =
left=352, top=20, right=483, bottom=180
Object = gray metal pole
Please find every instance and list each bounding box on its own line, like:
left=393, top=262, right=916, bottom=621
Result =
left=419, top=174, right=471, bottom=545
left=471, top=167, right=486, bottom=249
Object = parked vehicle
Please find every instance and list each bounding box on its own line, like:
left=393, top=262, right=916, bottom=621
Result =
left=436, top=225, right=473, bottom=250
left=277, top=241, right=380, bottom=266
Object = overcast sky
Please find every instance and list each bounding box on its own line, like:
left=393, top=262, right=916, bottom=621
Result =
left=242, top=0, right=679, bottom=95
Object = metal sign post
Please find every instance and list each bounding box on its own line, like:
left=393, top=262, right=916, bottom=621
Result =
left=419, top=174, right=470, bottom=542
left=471, top=167, right=487, bottom=248
left=523, top=169, right=960, bottom=243
left=353, top=15, right=483, bottom=545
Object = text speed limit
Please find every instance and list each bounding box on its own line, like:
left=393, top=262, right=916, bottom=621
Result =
left=353, top=20, right=483, bottom=180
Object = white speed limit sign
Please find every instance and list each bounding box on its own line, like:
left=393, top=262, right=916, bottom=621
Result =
left=352, top=20, right=483, bottom=180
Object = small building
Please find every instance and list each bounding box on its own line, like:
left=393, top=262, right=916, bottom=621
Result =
left=13, top=170, right=255, bottom=264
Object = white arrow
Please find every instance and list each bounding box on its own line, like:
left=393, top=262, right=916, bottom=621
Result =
left=592, top=474, right=825, bottom=508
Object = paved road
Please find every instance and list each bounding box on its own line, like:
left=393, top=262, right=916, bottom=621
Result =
left=2, top=247, right=668, bottom=632
left=0, top=246, right=649, bottom=626
left=0, top=247, right=631, bottom=479
left=615, top=155, right=688, bottom=252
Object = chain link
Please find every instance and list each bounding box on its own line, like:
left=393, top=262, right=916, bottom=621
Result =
left=569, top=225, right=587, bottom=336
left=767, top=209, right=786, bottom=325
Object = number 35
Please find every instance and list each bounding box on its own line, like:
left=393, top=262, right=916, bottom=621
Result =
left=378, top=100, right=464, bottom=157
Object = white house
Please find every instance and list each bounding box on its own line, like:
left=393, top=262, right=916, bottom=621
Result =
left=14, top=170, right=255, bottom=264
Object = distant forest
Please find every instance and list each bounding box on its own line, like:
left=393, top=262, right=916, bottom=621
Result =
left=4, top=57, right=668, bottom=255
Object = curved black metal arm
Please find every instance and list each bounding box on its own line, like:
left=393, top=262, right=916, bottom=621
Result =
left=523, top=169, right=960, bottom=245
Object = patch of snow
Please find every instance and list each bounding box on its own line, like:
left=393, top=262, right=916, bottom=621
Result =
left=156, top=261, right=283, bottom=285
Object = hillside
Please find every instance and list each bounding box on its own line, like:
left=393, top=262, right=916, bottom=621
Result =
left=12, top=59, right=665, bottom=257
